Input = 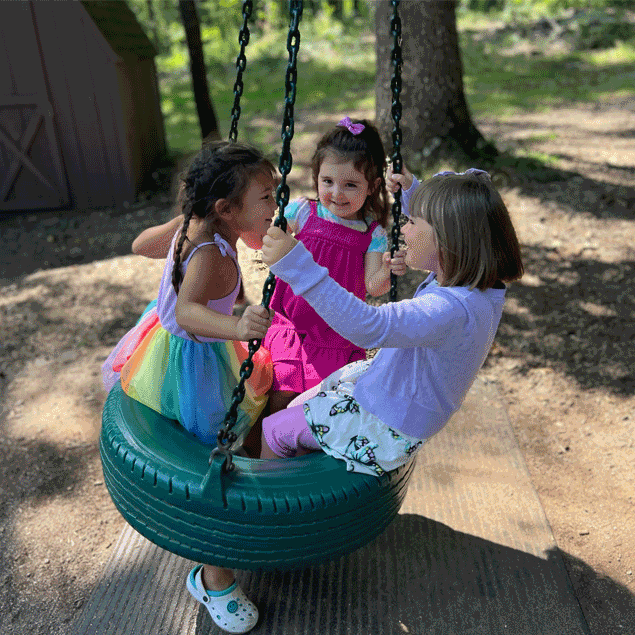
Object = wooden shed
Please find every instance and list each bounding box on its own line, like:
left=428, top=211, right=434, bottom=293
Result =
left=0, top=0, right=166, bottom=212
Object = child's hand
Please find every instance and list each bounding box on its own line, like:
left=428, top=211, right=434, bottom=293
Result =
left=386, top=165, right=414, bottom=194
left=236, top=305, right=274, bottom=341
left=261, top=226, right=298, bottom=266
left=383, top=249, right=408, bottom=276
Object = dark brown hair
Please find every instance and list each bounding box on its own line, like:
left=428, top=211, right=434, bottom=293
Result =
left=172, top=141, right=275, bottom=294
left=409, top=171, right=524, bottom=290
left=311, top=119, right=389, bottom=228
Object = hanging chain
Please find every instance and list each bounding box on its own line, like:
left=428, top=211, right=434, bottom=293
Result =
left=228, top=0, right=253, bottom=142
left=261, top=0, right=303, bottom=308
left=389, top=0, right=403, bottom=302
left=213, top=0, right=303, bottom=473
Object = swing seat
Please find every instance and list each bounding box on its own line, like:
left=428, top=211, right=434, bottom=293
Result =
left=100, top=383, right=416, bottom=571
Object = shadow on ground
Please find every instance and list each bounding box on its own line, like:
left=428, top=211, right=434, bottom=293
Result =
left=0, top=432, right=97, bottom=634
left=488, top=142, right=635, bottom=222
left=191, top=515, right=634, bottom=635
left=491, top=245, right=635, bottom=396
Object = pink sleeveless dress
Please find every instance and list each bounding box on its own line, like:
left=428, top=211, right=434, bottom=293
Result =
left=263, top=200, right=378, bottom=393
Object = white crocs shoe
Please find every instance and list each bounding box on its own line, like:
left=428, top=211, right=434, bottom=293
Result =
left=186, top=565, right=259, bottom=634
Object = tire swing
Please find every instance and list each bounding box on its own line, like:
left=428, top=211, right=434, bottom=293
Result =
left=100, top=0, right=413, bottom=572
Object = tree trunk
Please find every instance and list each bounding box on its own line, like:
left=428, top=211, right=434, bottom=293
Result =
left=178, top=0, right=221, bottom=143
left=376, top=0, right=496, bottom=170
left=327, top=0, right=344, bottom=20
left=145, top=0, right=160, bottom=53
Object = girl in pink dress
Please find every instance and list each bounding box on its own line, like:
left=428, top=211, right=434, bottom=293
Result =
left=264, top=117, right=405, bottom=414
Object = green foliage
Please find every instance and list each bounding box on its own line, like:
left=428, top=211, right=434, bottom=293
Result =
left=127, top=0, right=372, bottom=60
left=127, top=0, right=634, bottom=165
left=465, top=0, right=505, bottom=13
left=460, top=26, right=635, bottom=118
left=154, top=3, right=375, bottom=155
left=459, top=0, right=631, bottom=17
left=127, top=0, right=182, bottom=54
left=572, top=13, right=635, bottom=50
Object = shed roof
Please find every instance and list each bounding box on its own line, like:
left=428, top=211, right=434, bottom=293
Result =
left=80, top=0, right=156, bottom=60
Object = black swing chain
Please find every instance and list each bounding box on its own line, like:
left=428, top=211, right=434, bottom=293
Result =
left=389, top=0, right=403, bottom=302
left=228, top=0, right=254, bottom=142
left=213, top=0, right=303, bottom=473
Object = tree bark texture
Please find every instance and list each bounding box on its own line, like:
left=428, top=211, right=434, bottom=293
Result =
left=376, top=0, right=496, bottom=169
left=145, top=0, right=162, bottom=53
left=178, top=0, right=221, bottom=143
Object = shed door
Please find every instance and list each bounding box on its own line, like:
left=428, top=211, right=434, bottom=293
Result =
left=0, top=94, right=69, bottom=211
left=0, top=1, right=69, bottom=212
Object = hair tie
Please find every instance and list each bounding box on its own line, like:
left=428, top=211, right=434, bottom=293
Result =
left=337, top=117, right=365, bottom=135
left=433, top=168, right=491, bottom=181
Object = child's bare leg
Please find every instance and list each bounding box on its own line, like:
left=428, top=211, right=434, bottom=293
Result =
left=268, top=390, right=298, bottom=415
left=201, top=564, right=235, bottom=591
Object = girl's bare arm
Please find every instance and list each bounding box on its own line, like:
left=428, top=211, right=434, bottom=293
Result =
left=174, top=246, right=271, bottom=341
left=132, top=215, right=183, bottom=258
left=364, top=250, right=407, bottom=297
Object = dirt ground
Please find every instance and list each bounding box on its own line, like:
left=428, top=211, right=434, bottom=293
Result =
left=1, top=99, right=634, bottom=634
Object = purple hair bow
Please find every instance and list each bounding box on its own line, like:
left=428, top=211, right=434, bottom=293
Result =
left=338, top=117, right=365, bottom=135
left=434, top=168, right=491, bottom=181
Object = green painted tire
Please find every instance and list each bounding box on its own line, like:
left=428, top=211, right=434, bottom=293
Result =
left=100, top=383, right=416, bottom=571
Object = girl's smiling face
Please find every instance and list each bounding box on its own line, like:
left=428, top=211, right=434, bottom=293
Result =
left=231, top=170, right=278, bottom=249
left=317, top=156, right=375, bottom=220
left=401, top=216, right=441, bottom=274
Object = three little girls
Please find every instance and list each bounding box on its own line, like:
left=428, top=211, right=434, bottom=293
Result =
left=102, top=121, right=523, bottom=635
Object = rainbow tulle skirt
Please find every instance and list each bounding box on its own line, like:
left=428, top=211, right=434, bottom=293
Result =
left=102, top=303, right=272, bottom=446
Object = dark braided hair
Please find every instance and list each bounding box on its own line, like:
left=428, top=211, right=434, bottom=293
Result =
left=172, top=141, right=275, bottom=295
left=311, top=119, right=389, bottom=229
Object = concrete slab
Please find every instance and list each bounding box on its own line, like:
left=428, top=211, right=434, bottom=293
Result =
left=70, top=377, right=590, bottom=634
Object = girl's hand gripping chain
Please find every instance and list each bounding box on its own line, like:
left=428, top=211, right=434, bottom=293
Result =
left=386, top=164, right=414, bottom=194
left=262, top=225, right=299, bottom=267
left=383, top=250, right=407, bottom=277
left=236, top=305, right=274, bottom=341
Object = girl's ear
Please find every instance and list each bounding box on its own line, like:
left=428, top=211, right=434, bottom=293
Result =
left=371, top=176, right=382, bottom=193
left=214, top=198, right=233, bottom=218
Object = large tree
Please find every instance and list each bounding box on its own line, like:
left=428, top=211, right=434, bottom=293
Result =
left=179, top=0, right=221, bottom=142
left=376, top=0, right=496, bottom=170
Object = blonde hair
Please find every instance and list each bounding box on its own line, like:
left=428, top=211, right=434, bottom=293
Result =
left=409, top=172, right=523, bottom=290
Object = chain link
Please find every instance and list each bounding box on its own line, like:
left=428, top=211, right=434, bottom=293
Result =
left=214, top=0, right=303, bottom=473
left=261, top=0, right=303, bottom=309
left=228, top=0, right=253, bottom=142
left=389, top=0, right=403, bottom=302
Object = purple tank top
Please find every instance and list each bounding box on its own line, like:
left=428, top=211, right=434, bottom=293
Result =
left=269, top=200, right=378, bottom=349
